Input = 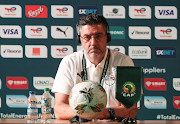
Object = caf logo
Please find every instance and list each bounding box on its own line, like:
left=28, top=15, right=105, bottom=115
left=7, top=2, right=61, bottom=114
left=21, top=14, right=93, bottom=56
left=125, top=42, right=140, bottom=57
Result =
left=122, top=82, right=136, bottom=97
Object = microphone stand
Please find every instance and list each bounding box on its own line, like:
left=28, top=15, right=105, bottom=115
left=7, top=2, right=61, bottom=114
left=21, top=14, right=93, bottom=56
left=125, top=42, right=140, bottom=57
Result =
left=122, top=90, right=144, bottom=124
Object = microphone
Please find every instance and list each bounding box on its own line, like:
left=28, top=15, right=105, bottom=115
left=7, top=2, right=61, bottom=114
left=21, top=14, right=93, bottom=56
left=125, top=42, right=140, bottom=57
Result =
left=121, top=108, right=137, bottom=124
left=122, top=91, right=144, bottom=124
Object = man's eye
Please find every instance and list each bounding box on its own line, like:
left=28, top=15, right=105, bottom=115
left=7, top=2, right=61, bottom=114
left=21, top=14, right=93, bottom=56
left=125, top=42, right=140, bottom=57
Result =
left=95, top=35, right=101, bottom=38
left=95, top=35, right=102, bottom=39
left=84, top=36, right=90, bottom=39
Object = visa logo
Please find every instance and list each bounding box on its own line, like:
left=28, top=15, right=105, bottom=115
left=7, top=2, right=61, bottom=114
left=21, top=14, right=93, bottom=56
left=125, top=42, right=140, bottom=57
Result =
left=159, top=10, right=174, bottom=15
left=155, top=6, right=177, bottom=19
left=156, top=50, right=175, bottom=55
left=3, top=29, right=18, bottom=34
left=0, top=25, right=21, bottom=38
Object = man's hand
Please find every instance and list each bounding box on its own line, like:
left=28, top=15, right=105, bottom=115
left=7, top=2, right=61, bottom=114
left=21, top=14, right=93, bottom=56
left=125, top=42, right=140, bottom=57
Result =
left=96, top=108, right=110, bottom=119
left=96, top=103, right=137, bottom=120
left=54, top=92, right=76, bottom=120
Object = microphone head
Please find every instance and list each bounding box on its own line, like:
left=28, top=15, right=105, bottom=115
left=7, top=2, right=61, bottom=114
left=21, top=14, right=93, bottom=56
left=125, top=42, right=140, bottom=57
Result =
left=121, top=118, right=137, bottom=124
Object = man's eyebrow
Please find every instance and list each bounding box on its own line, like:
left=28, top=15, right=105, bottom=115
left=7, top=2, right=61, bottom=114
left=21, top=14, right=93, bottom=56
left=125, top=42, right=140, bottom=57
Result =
left=82, top=34, right=90, bottom=36
left=83, top=33, right=103, bottom=36
left=96, top=33, right=103, bottom=35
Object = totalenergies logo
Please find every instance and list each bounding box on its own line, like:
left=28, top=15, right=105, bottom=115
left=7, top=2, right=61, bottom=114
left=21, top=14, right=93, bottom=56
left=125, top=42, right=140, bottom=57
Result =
left=110, top=8, right=119, bottom=14
left=56, top=7, right=68, bottom=13
left=122, top=82, right=136, bottom=97
left=56, top=47, right=68, bottom=53
left=160, top=29, right=172, bottom=35
left=112, top=48, right=120, bottom=51
left=5, top=7, right=16, bottom=13
left=134, top=8, right=146, bottom=14
left=31, top=28, right=42, bottom=33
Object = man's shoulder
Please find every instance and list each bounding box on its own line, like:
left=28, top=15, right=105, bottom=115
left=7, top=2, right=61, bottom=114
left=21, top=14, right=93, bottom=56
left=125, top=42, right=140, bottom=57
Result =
left=110, top=49, right=128, bottom=58
left=62, top=49, right=83, bottom=62
left=109, top=49, right=134, bottom=66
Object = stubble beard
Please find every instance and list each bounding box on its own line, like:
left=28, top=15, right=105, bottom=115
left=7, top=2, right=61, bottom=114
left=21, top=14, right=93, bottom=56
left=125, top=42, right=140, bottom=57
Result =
left=86, top=46, right=103, bottom=59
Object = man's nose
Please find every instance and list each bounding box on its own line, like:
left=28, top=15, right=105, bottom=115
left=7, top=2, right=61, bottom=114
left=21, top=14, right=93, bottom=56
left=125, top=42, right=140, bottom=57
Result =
left=90, top=37, right=98, bottom=45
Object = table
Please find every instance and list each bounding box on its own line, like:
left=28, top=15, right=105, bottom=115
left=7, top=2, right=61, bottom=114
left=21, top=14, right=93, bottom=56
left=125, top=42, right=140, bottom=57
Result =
left=0, top=119, right=180, bottom=123
left=0, top=118, right=180, bottom=124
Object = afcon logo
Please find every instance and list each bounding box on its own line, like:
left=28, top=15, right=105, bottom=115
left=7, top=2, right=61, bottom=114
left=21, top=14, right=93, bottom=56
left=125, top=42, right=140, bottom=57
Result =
left=122, top=82, right=136, bottom=97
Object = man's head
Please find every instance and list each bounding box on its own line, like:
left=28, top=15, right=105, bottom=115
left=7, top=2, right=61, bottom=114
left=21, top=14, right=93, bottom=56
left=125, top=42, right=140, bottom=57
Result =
left=76, top=13, right=111, bottom=44
left=77, top=13, right=111, bottom=62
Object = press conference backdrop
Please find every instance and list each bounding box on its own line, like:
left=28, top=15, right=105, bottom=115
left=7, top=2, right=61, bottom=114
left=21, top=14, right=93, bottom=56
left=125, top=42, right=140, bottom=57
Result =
left=0, top=0, right=180, bottom=120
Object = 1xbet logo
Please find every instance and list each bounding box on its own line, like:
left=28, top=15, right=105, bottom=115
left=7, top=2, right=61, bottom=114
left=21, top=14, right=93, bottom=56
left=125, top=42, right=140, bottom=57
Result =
left=78, top=6, right=98, bottom=17
left=155, top=47, right=176, bottom=58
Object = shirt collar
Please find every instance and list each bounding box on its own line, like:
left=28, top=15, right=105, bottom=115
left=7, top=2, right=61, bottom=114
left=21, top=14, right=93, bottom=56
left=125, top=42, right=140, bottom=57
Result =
left=84, top=48, right=108, bottom=69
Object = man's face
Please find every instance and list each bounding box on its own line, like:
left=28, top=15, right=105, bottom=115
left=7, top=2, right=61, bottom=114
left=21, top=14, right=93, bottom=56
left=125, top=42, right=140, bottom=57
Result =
left=80, top=24, right=108, bottom=59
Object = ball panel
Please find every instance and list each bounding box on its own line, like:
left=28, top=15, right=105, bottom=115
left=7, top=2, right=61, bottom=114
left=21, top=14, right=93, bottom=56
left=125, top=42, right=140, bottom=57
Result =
left=69, top=80, right=107, bottom=119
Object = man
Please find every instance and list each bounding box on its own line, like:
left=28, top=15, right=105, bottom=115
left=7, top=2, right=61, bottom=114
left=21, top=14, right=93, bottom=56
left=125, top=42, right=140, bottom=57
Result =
left=52, top=13, right=137, bottom=120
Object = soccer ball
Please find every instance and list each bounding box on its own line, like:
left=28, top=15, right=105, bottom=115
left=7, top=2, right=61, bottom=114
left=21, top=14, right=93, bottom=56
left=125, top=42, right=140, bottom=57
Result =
left=69, top=80, right=107, bottom=119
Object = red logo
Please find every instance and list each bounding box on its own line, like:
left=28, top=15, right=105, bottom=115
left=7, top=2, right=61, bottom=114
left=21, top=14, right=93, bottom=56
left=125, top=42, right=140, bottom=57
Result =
left=173, top=96, right=180, bottom=109
left=160, top=30, right=171, bottom=34
left=5, top=7, right=16, bottom=13
left=33, top=48, right=40, bottom=55
left=144, top=78, right=166, bottom=91
left=25, top=5, right=47, bottom=18
left=6, top=77, right=28, bottom=89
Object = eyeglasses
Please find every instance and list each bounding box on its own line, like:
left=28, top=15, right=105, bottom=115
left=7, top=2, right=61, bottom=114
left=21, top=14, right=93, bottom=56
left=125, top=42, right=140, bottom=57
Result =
left=80, top=34, right=106, bottom=43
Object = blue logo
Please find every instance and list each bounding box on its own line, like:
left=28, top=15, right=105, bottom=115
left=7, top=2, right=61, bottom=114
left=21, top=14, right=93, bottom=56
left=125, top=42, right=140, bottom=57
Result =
left=158, top=10, right=174, bottom=15
left=78, top=6, right=98, bottom=17
left=3, top=29, right=18, bottom=34
left=144, top=96, right=166, bottom=109
left=6, top=95, right=27, bottom=108
left=113, top=48, right=120, bottom=51
left=155, top=47, right=176, bottom=58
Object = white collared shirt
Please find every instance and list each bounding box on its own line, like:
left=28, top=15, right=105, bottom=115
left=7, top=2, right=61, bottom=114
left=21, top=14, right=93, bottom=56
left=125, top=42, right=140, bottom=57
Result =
left=52, top=48, right=134, bottom=107
left=84, top=48, right=108, bottom=83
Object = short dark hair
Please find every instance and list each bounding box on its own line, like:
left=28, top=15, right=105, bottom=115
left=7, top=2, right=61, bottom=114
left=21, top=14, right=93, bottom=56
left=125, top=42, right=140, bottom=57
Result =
left=77, top=13, right=109, bottom=35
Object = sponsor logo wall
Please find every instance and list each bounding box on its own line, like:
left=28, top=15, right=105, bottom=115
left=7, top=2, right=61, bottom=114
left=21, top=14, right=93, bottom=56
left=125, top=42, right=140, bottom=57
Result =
left=0, top=0, right=179, bottom=120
